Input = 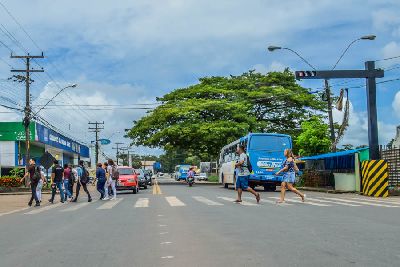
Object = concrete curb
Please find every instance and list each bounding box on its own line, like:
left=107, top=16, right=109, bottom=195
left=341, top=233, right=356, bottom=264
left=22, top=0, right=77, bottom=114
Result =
left=298, top=187, right=357, bottom=194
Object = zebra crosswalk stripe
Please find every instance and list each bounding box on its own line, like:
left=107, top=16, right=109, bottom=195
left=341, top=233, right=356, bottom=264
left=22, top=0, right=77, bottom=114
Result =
left=192, top=196, right=223, bottom=206
left=165, top=196, right=185, bottom=207
left=61, top=200, right=97, bottom=212
left=305, top=197, right=361, bottom=207
left=24, top=202, right=64, bottom=215
left=268, top=197, right=331, bottom=207
left=321, top=197, right=400, bottom=208
left=243, top=196, right=292, bottom=206
left=350, top=197, right=400, bottom=205
left=135, top=198, right=149, bottom=208
left=0, top=207, right=30, bottom=217
left=97, top=198, right=123, bottom=210
left=217, top=196, right=257, bottom=206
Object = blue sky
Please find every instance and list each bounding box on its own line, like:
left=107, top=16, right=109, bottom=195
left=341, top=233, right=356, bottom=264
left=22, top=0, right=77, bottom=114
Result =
left=0, top=0, right=399, bottom=157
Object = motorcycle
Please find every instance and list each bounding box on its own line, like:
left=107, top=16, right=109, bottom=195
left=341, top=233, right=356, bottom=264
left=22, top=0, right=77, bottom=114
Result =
left=187, top=176, right=195, bottom=187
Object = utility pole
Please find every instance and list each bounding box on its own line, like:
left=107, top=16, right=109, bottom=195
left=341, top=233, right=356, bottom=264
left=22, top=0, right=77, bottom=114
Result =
left=10, top=53, right=44, bottom=177
left=88, top=121, right=104, bottom=165
left=112, top=142, right=124, bottom=165
left=295, top=63, right=384, bottom=160
left=324, top=79, right=336, bottom=151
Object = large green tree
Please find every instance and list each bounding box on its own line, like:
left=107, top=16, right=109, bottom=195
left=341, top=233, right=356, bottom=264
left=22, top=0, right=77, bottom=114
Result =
left=296, top=116, right=331, bottom=156
left=128, top=70, right=326, bottom=160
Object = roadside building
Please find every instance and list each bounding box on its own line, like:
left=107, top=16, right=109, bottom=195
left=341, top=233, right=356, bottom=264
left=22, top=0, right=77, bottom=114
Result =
left=0, top=122, right=89, bottom=174
left=391, top=125, right=400, bottom=147
left=141, top=160, right=155, bottom=172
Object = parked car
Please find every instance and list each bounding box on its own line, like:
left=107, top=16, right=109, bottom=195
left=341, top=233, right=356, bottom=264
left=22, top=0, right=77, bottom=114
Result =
left=116, top=167, right=139, bottom=194
left=196, top=173, right=208, bottom=181
left=135, top=169, right=148, bottom=189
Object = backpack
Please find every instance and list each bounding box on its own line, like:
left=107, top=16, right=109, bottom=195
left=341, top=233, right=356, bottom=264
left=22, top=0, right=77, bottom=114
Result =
left=80, top=166, right=89, bottom=184
left=246, top=154, right=253, bottom=173
left=31, top=168, right=41, bottom=184
left=111, top=165, right=119, bottom=180
left=69, top=169, right=75, bottom=182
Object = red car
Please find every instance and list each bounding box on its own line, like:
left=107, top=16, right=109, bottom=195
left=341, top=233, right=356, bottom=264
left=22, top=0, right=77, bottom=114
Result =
left=116, top=167, right=139, bottom=194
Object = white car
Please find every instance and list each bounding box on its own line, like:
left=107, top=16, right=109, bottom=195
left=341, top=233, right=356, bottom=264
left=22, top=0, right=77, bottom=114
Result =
left=196, top=173, right=208, bottom=181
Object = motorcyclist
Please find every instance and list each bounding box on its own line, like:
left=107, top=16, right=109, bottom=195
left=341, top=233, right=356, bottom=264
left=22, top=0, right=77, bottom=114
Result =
left=187, top=167, right=195, bottom=185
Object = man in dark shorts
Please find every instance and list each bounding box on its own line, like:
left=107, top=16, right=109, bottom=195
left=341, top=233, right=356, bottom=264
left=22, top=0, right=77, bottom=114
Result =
left=49, top=160, right=65, bottom=204
left=22, top=159, right=40, bottom=207
left=234, top=145, right=260, bottom=204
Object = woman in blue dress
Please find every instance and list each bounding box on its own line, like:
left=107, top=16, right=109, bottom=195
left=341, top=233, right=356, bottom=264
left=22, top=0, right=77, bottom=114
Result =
left=275, top=149, right=305, bottom=203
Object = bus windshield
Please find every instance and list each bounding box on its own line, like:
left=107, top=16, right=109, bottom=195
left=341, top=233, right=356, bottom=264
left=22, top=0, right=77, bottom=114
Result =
left=180, top=166, right=190, bottom=171
left=249, top=135, right=290, bottom=151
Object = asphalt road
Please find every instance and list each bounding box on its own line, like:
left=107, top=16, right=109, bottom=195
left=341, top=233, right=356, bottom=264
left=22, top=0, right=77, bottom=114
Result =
left=1, top=183, right=400, bottom=267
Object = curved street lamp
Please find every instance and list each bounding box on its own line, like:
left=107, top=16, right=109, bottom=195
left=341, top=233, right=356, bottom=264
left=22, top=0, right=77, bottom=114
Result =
left=267, top=35, right=376, bottom=151
left=32, top=83, right=78, bottom=117
left=332, top=35, right=376, bottom=70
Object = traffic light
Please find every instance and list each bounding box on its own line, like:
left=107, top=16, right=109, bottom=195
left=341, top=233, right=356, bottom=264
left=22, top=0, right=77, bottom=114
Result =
left=295, top=71, right=317, bottom=79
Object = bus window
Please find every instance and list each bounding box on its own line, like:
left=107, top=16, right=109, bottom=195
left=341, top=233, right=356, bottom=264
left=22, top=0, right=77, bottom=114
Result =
left=249, top=135, right=291, bottom=151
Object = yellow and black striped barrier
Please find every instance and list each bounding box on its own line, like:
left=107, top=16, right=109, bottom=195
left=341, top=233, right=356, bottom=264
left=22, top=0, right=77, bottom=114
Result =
left=361, top=160, right=389, bottom=197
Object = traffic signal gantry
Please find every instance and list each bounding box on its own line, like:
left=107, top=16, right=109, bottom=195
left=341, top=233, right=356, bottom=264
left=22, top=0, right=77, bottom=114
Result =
left=295, top=61, right=384, bottom=160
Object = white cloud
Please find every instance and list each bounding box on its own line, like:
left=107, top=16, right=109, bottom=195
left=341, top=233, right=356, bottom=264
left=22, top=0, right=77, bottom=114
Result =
left=381, top=41, right=400, bottom=67
left=393, top=91, right=400, bottom=116
left=332, top=99, right=396, bottom=147
left=252, top=61, right=286, bottom=73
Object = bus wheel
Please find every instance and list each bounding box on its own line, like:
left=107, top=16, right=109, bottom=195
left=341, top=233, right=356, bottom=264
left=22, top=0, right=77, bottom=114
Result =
left=250, top=185, right=256, bottom=190
left=264, top=185, right=276, bottom=192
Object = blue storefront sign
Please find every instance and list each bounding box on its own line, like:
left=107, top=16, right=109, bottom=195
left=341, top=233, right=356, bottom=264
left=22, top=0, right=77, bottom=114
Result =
left=36, top=123, right=90, bottom=158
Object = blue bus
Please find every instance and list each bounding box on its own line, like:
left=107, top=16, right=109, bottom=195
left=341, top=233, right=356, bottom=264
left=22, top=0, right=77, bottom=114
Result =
left=174, top=164, right=191, bottom=181
left=218, top=133, right=292, bottom=191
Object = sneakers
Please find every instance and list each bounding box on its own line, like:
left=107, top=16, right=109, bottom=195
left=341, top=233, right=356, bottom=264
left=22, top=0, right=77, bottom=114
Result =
left=34, top=203, right=40, bottom=207
left=88, top=198, right=92, bottom=202
left=48, top=199, right=54, bottom=204
left=102, top=197, right=109, bottom=201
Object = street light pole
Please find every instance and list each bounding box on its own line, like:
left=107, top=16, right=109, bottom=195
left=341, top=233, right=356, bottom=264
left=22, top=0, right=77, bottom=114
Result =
left=268, top=35, right=376, bottom=152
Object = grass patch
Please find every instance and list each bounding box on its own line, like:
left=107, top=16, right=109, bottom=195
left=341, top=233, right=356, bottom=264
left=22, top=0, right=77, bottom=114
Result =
left=208, top=175, right=219, bottom=183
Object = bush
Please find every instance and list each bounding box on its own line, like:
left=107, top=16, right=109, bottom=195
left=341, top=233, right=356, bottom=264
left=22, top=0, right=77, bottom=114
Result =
left=0, top=176, right=23, bottom=187
left=208, top=175, right=219, bottom=183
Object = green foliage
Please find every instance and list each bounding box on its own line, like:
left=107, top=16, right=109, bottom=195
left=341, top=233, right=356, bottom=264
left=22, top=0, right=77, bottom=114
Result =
left=208, top=175, right=219, bottom=183
left=296, top=116, right=331, bottom=156
left=10, top=167, right=24, bottom=178
left=128, top=70, right=326, bottom=159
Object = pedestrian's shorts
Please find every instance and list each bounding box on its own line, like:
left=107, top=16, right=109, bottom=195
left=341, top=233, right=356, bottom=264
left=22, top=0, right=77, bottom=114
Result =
left=283, top=172, right=296, bottom=184
left=236, top=175, right=249, bottom=190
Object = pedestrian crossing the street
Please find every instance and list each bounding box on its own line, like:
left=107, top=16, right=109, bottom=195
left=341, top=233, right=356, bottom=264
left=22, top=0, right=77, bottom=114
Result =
left=2, top=194, right=400, bottom=217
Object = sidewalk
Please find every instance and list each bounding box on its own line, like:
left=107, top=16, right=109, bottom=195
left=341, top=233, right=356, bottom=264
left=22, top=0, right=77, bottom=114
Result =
left=298, top=187, right=356, bottom=194
left=0, top=184, right=98, bottom=215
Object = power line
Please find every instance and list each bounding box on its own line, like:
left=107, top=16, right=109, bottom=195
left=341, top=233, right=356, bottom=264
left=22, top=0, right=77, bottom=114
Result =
left=375, top=55, right=400, bottom=62
left=0, top=1, right=42, bottom=51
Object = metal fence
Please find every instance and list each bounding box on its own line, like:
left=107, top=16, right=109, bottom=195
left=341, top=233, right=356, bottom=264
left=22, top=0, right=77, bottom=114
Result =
left=380, top=146, right=400, bottom=189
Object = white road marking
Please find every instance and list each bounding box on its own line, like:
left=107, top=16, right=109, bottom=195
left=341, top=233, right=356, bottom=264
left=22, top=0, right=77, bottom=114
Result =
left=161, top=256, right=174, bottom=259
left=322, top=197, right=400, bottom=207
left=24, top=202, right=64, bottom=215
left=269, top=197, right=331, bottom=207
left=165, top=196, right=185, bottom=207
left=157, top=214, right=164, bottom=217
left=243, top=197, right=292, bottom=206
left=61, top=200, right=97, bottom=212
left=96, top=198, right=123, bottom=209
left=159, top=232, right=169, bottom=235
left=305, top=197, right=361, bottom=207
left=159, top=224, right=167, bottom=227
left=160, top=242, right=172, bottom=245
left=134, top=198, right=149, bottom=208
left=350, top=197, right=400, bottom=205
left=217, top=196, right=257, bottom=206
left=193, top=196, right=224, bottom=206
left=0, top=206, right=30, bottom=217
